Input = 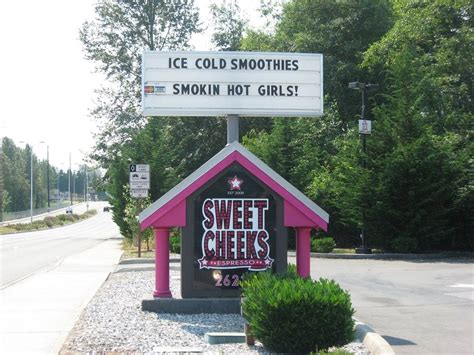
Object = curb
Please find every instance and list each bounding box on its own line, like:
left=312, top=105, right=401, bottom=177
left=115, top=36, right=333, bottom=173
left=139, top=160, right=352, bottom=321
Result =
left=119, top=256, right=180, bottom=264
left=120, top=252, right=473, bottom=264
left=354, top=320, right=395, bottom=355
left=288, top=250, right=474, bottom=260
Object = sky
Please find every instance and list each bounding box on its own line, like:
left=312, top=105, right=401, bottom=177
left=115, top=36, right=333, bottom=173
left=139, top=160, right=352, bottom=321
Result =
left=0, top=0, right=265, bottom=171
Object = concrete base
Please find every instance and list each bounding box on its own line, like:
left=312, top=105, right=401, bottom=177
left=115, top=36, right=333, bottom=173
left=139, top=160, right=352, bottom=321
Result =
left=205, top=332, right=246, bottom=344
left=142, top=297, right=241, bottom=314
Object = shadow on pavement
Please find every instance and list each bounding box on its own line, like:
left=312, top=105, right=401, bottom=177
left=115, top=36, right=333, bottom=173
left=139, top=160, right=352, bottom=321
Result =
left=383, top=335, right=417, bottom=346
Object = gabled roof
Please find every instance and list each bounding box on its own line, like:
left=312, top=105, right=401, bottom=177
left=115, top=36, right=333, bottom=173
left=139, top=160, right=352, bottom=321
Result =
left=139, top=142, right=329, bottom=231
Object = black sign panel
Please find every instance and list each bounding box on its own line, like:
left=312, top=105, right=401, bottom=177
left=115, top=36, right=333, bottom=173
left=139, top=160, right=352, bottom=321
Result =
left=181, top=162, right=287, bottom=298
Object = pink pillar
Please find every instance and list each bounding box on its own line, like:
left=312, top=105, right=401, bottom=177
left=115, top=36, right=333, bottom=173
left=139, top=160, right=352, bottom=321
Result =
left=153, top=228, right=172, bottom=298
left=296, top=227, right=312, bottom=278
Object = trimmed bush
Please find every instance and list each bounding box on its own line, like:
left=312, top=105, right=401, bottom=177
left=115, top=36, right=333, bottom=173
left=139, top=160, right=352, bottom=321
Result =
left=31, top=221, right=47, bottom=230
left=71, top=213, right=80, bottom=221
left=13, top=223, right=30, bottom=231
left=241, top=272, right=354, bottom=353
left=57, top=214, right=68, bottom=222
left=43, top=216, right=59, bottom=228
left=312, top=237, right=336, bottom=253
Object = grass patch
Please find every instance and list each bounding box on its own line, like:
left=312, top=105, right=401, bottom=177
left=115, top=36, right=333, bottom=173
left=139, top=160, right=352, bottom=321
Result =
left=332, top=248, right=355, bottom=254
left=0, top=209, right=98, bottom=235
left=121, top=238, right=155, bottom=259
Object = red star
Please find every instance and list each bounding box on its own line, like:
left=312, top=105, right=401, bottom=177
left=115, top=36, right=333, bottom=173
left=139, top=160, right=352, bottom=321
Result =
left=228, top=175, right=243, bottom=190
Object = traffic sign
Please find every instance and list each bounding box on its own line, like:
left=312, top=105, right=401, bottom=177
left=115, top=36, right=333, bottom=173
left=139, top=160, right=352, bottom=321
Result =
left=130, top=171, right=150, bottom=182
left=129, top=164, right=150, bottom=172
left=359, top=120, right=372, bottom=135
left=131, top=189, right=149, bottom=198
left=130, top=181, right=150, bottom=189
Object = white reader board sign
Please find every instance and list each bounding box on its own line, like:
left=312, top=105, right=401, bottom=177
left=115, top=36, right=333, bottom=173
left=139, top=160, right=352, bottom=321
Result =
left=142, top=51, right=323, bottom=117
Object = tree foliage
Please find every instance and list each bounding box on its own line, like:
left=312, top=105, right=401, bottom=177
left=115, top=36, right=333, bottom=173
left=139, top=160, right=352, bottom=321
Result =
left=210, top=0, right=247, bottom=51
left=0, top=138, right=99, bottom=218
left=84, top=0, right=472, bottom=252
left=80, top=0, right=201, bottom=166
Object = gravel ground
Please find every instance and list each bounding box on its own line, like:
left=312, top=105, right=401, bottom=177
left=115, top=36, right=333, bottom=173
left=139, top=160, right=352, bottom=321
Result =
left=61, top=267, right=369, bottom=354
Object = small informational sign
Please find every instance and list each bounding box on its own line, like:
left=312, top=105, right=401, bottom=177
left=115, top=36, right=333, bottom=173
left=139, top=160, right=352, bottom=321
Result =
left=359, top=119, right=372, bottom=134
left=129, top=164, right=150, bottom=172
left=130, top=164, right=150, bottom=198
left=131, top=189, right=149, bottom=198
left=142, top=51, right=323, bottom=117
left=130, top=181, right=150, bottom=190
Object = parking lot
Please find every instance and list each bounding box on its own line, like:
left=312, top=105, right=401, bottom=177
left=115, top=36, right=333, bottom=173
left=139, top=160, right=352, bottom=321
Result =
left=287, top=256, right=474, bottom=354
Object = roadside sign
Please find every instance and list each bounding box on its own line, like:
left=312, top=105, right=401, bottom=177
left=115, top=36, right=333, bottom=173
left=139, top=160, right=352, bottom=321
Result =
left=131, top=189, right=149, bottom=198
left=130, top=171, right=150, bottom=182
left=142, top=51, right=323, bottom=117
left=129, top=164, right=150, bottom=172
left=129, top=164, right=150, bottom=197
left=130, top=181, right=150, bottom=189
left=359, top=120, right=372, bottom=134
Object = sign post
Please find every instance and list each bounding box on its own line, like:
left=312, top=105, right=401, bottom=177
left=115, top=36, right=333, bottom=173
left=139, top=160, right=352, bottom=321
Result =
left=130, top=164, right=150, bottom=258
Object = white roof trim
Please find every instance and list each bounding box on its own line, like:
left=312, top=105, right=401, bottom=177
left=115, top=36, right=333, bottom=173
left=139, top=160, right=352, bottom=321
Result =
left=139, top=142, right=329, bottom=224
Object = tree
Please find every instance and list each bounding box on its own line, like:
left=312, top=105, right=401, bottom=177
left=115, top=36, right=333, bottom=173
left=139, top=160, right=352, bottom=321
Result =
left=80, top=0, right=201, bottom=166
left=243, top=0, right=393, bottom=124
left=210, top=0, right=247, bottom=51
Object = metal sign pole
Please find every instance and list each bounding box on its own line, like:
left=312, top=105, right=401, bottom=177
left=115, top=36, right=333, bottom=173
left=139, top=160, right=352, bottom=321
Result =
left=227, top=114, right=239, bottom=144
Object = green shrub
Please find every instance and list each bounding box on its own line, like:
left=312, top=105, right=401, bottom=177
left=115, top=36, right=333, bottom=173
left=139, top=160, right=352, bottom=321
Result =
left=312, top=237, right=336, bottom=253
left=13, top=223, right=29, bottom=231
left=57, top=214, right=68, bottom=222
left=81, top=209, right=97, bottom=218
left=170, top=234, right=180, bottom=254
left=241, top=272, right=354, bottom=353
left=43, top=216, right=59, bottom=228
left=391, top=237, right=418, bottom=253
left=31, top=221, right=47, bottom=230
left=71, top=213, right=80, bottom=220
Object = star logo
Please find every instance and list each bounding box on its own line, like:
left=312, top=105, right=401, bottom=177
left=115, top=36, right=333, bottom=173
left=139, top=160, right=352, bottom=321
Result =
left=228, top=175, right=243, bottom=190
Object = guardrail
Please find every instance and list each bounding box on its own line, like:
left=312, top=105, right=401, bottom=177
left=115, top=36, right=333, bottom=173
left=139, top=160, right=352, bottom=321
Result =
left=1, top=200, right=85, bottom=223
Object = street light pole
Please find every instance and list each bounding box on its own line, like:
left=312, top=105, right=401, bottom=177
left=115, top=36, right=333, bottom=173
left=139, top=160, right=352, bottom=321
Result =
left=69, top=152, right=72, bottom=206
left=47, top=145, right=50, bottom=213
left=30, top=147, right=33, bottom=223
left=348, top=81, right=378, bottom=254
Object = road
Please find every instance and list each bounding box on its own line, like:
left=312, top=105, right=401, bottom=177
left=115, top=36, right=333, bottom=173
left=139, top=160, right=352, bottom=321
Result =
left=0, top=201, right=120, bottom=288
left=289, top=256, right=474, bottom=354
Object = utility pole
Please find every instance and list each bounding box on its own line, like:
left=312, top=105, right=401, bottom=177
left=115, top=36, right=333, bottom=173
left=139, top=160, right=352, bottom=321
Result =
left=69, top=153, right=72, bottom=206
left=47, top=145, right=50, bottom=213
left=0, top=139, right=3, bottom=223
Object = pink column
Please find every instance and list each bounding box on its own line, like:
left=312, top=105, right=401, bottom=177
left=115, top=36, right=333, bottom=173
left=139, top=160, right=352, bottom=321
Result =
left=153, top=228, right=172, bottom=298
left=296, top=227, right=312, bottom=278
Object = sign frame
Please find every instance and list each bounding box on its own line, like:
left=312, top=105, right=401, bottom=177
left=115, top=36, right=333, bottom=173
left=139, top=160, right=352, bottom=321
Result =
left=142, top=50, right=323, bottom=118
left=180, top=162, right=287, bottom=298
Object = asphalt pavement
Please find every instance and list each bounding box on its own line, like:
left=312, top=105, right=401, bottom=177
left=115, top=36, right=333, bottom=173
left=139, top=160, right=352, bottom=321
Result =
left=0, top=203, right=123, bottom=354
left=288, top=256, right=474, bottom=354
left=0, top=202, right=114, bottom=287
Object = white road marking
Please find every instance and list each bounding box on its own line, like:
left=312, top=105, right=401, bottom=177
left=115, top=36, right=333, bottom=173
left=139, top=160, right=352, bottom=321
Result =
left=449, top=284, right=474, bottom=288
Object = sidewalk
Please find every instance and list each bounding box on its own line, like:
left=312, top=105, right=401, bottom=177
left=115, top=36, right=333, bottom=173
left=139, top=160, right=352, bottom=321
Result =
left=0, top=238, right=123, bottom=354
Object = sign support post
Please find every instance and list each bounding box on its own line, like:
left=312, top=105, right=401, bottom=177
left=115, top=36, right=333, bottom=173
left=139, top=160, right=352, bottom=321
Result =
left=227, top=114, right=239, bottom=144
